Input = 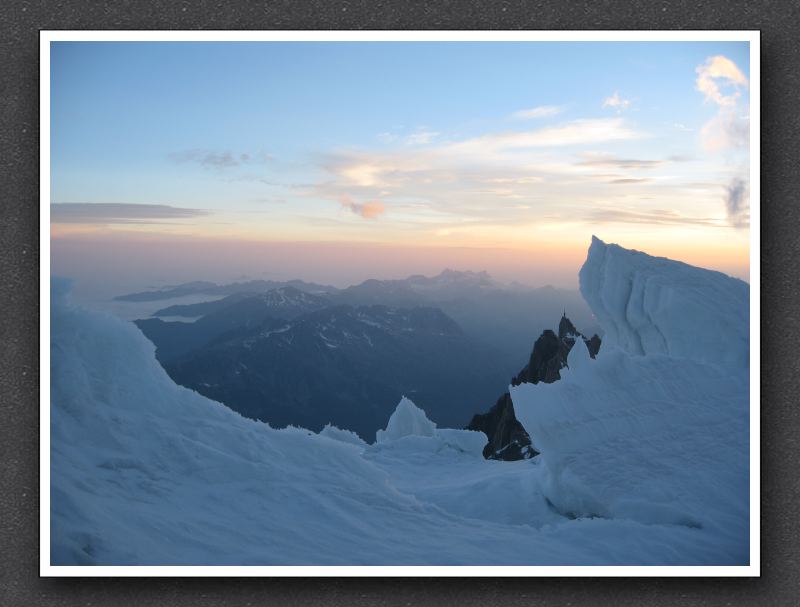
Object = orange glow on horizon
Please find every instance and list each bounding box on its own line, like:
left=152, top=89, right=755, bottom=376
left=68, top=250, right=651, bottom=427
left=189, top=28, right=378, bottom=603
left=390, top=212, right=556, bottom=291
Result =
left=50, top=224, right=750, bottom=293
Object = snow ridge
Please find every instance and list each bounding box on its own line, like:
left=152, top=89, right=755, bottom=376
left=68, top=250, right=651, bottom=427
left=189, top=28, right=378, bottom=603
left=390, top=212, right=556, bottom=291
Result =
left=512, top=238, right=750, bottom=564
left=579, top=236, right=749, bottom=369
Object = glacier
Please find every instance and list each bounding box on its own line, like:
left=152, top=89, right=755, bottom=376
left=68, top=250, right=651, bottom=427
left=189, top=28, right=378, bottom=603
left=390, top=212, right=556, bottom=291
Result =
left=49, top=238, right=750, bottom=566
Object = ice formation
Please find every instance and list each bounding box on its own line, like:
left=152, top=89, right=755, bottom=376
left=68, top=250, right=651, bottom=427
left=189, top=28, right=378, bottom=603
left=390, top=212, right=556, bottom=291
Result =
left=318, top=423, right=368, bottom=447
left=49, top=237, right=751, bottom=566
left=375, top=396, right=437, bottom=443
left=372, top=398, right=487, bottom=456
left=513, top=237, right=749, bottom=562
left=579, top=236, right=749, bottom=369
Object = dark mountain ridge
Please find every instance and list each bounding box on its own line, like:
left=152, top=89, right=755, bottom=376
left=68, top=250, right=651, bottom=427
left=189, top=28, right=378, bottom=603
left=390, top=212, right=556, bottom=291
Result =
left=329, top=271, right=596, bottom=369
left=136, top=286, right=333, bottom=363
left=122, top=270, right=597, bottom=373
left=137, top=296, right=509, bottom=441
left=153, top=285, right=332, bottom=319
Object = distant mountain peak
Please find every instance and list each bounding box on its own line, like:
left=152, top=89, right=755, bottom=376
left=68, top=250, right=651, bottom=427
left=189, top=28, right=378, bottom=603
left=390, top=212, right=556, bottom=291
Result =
left=401, top=268, right=499, bottom=290
left=256, top=285, right=324, bottom=303
left=116, top=278, right=337, bottom=302
left=558, top=314, right=579, bottom=340
left=436, top=268, right=492, bottom=281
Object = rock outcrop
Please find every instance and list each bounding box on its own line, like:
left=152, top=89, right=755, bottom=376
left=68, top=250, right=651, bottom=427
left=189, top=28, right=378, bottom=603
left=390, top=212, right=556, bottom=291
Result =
left=467, top=314, right=601, bottom=461
left=512, top=313, right=602, bottom=386
left=466, top=393, right=534, bottom=460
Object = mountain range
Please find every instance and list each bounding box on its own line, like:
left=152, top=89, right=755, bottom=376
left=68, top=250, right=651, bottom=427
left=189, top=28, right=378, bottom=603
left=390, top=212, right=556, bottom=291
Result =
left=135, top=287, right=509, bottom=440
left=131, top=270, right=598, bottom=440
left=115, top=278, right=337, bottom=302
left=127, top=269, right=597, bottom=368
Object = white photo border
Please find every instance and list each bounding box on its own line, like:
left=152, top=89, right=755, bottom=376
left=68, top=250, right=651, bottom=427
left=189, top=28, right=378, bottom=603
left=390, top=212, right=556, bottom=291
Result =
left=40, top=29, right=761, bottom=578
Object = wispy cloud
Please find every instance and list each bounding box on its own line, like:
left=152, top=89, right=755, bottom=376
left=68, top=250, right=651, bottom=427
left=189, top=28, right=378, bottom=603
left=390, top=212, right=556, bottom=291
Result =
left=511, top=105, right=563, bottom=120
left=405, top=129, right=441, bottom=146
left=695, top=55, right=749, bottom=152
left=51, top=203, right=210, bottom=224
left=483, top=176, right=543, bottom=185
left=377, top=128, right=441, bottom=146
left=609, top=178, right=653, bottom=184
left=384, top=119, right=644, bottom=177
left=586, top=208, right=722, bottom=227
left=170, top=149, right=273, bottom=169
left=575, top=152, right=663, bottom=170
left=322, top=118, right=642, bottom=192
left=602, top=92, right=631, bottom=112
left=377, top=132, right=398, bottom=144
left=448, top=118, right=640, bottom=154
left=338, top=194, right=386, bottom=219
left=724, top=178, right=749, bottom=228
left=313, top=117, right=652, bottom=231
left=701, top=109, right=749, bottom=151
left=696, top=55, right=748, bottom=106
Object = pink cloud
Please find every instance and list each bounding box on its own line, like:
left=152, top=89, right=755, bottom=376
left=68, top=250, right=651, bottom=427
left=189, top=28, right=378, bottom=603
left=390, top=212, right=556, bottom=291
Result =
left=338, top=194, right=386, bottom=219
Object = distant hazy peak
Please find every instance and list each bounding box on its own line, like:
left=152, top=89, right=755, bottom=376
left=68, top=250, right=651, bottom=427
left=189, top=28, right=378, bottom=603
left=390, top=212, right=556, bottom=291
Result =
left=436, top=268, right=491, bottom=279
left=115, top=278, right=338, bottom=302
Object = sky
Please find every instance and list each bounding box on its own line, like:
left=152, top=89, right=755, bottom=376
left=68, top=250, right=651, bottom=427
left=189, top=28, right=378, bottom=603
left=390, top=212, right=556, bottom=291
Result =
left=50, top=40, right=751, bottom=296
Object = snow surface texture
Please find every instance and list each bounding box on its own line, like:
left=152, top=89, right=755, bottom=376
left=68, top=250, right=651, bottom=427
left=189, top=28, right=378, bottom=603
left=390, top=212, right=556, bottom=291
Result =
left=50, top=237, right=750, bottom=566
left=318, top=423, right=368, bottom=447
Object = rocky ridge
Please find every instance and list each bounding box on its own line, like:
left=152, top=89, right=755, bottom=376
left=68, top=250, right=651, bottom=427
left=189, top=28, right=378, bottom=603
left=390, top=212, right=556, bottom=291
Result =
left=467, top=314, right=601, bottom=460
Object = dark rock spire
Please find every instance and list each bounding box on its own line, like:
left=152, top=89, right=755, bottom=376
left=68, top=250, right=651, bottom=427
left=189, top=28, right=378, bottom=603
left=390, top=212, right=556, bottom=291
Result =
left=467, top=314, right=602, bottom=461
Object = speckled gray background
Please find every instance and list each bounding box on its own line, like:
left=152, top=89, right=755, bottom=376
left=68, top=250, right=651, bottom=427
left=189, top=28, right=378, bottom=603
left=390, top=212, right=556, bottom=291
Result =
left=1, top=1, right=798, bottom=605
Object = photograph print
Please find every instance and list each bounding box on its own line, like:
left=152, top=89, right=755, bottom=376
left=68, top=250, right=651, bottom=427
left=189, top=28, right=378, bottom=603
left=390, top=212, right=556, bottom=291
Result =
left=44, top=32, right=756, bottom=572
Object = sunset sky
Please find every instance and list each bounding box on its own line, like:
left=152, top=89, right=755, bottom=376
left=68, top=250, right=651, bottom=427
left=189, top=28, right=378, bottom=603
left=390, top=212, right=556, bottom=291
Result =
left=50, top=40, right=751, bottom=295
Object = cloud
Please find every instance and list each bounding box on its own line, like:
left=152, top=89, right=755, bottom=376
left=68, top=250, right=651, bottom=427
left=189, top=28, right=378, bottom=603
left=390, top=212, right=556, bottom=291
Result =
left=695, top=55, right=748, bottom=106
left=483, top=176, right=543, bottom=184
left=51, top=203, right=209, bottom=224
left=695, top=55, right=750, bottom=152
left=575, top=153, right=663, bottom=170
left=701, top=108, right=749, bottom=151
left=406, top=130, right=441, bottom=146
left=609, top=178, right=653, bottom=184
left=313, top=118, right=659, bottom=231
left=338, top=195, right=386, bottom=219
left=377, top=132, right=397, bottom=144
left=724, top=178, right=749, bottom=228
left=334, top=163, right=389, bottom=188
left=586, top=208, right=722, bottom=227
left=511, top=105, right=563, bottom=120
left=602, top=92, right=631, bottom=112
left=445, top=118, right=641, bottom=156
left=324, top=118, right=643, bottom=189
left=170, top=149, right=272, bottom=169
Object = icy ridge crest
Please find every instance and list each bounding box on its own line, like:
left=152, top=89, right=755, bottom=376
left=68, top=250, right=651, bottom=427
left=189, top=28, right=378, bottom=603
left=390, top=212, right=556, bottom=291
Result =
left=511, top=238, right=749, bottom=562
left=579, top=236, right=749, bottom=369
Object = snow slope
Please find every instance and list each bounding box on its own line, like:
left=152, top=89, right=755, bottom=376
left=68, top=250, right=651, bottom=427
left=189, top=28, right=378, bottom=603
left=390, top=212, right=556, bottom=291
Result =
left=50, top=237, right=750, bottom=566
